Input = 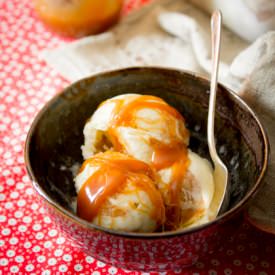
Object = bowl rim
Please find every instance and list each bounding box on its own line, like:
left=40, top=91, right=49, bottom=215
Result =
left=24, top=66, right=269, bottom=239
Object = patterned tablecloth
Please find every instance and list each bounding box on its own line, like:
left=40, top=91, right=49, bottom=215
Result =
left=1, top=0, right=275, bottom=274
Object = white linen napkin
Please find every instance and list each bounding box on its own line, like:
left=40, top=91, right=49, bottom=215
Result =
left=41, top=0, right=247, bottom=83
left=41, top=0, right=275, bottom=234
left=190, top=0, right=275, bottom=42
left=233, top=32, right=275, bottom=234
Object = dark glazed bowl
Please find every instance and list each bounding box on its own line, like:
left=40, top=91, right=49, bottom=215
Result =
left=25, top=67, right=268, bottom=271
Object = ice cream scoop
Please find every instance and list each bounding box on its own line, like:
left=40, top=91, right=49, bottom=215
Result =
left=81, top=94, right=189, bottom=161
left=74, top=151, right=165, bottom=232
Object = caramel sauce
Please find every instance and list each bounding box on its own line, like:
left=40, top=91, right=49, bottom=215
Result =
left=77, top=167, right=125, bottom=221
left=107, top=95, right=187, bottom=156
left=77, top=152, right=165, bottom=224
left=150, top=140, right=190, bottom=227
left=79, top=95, right=194, bottom=230
left=168, top=156, right=190, bottom=227
left=151, top=142, right=187, bottom=170
left=80, top=152, right=155, bottom=179
left=111, top=95, right=182, bottom=128
left=101, top=95, right=191, bottom=229
left=105, top=95, right=189, bottom=151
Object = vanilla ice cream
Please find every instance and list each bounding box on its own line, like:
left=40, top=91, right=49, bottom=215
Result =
left=81, top=94, right=189, bottom=161
left=74, top=151, right=165, bottom=232
left=78, top=94, right=214, bottom=231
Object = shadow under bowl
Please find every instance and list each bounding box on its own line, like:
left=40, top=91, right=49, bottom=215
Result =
left=25, top=67, right=268, bottom=271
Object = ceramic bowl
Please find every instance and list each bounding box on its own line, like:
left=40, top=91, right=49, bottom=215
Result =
left=24, top=67, right=268, bottom=271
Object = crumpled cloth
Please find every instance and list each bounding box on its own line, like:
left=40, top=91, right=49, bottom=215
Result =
left=41, top=0, right=275, bottom=234
left=41, top=0, right=247, bottom=83
left=235, top=32, right=275, bottom=234
left=190, top=0, right=275, bottom=42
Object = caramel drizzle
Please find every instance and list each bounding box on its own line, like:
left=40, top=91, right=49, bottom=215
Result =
left=151, top=142, right=190, bottom=227
left=77, top=152, right=165, bottom=224
left=105, top=95, right=189, bottom=151
left=103, top=95, right=191, bottom=227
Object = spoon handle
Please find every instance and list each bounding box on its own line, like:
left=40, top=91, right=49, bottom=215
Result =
left=208, top=10, right=222, bottom=161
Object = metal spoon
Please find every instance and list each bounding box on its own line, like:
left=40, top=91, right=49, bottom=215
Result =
left=208, top=10, right=229, bottom=218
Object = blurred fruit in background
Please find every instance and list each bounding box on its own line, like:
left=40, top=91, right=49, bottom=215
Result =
left=33, top=0, right=123, bottom=37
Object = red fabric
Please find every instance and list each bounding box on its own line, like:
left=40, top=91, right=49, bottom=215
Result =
left=0, top=0, right=275, bottom=274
